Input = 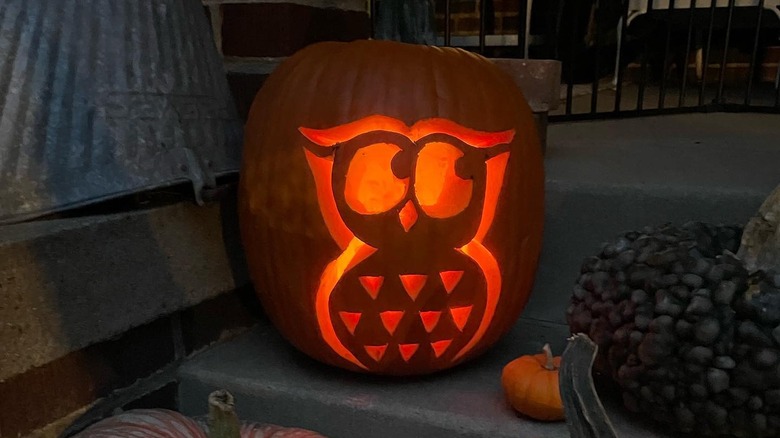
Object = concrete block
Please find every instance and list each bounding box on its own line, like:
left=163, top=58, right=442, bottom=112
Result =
left=0, top=195, right=248, bottom=381
left=177, top=317, right=670, bottom=438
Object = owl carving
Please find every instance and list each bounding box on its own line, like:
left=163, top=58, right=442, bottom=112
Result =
left=300, top=115, right=513, bottom=373
left=239, top=39, right=544, bottom=376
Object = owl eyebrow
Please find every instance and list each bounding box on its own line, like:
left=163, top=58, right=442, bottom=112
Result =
left=299, top=114, right=514, bottom=149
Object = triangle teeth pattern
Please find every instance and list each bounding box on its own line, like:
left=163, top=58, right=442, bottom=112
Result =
left=399, top=274, right=427, bottom=300
left=431, top=339, right=452, bottom=358
left=449, top=305, right=473, bottom=331
left=419, top=310, right=442, bottom=333
left=379, top=310, right=405, bottom=335
left=439, top=271, right=464, bottom=294
left=338, top=311, right=361, bottom=335
left=358, top=276, right=383, bottom=300
left=364, top=344, right=388, bottom=362
left=398, top=343, right=419, bottom=362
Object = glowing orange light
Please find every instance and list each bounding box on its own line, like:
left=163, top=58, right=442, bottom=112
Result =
left=344, top=143, right=409, bottom=214
left=398, top=343, right=419, bottom=362
left=339, top=311, right=362, bottom=335
left=399, top=274, right=427, bottom=300
left=419, top=310, right=442, bottom=333
left=439, top=270, right=464, bottom=293
left=431, top=339, right=452, bottom=358
left=380, top=310, right=405, bottom=335
left=299, top=115, right=514, bottom=148
left=358, top=276, right=384, bottom=300
left=475, top=151, right=509, bottom=242
left=454, top=240, right=500, bottom=361
left=415, top=142, right=473, bottom=218
left=303, top=149, right=354, bottom=250
left=364, top=344, right=388, bottom=362
left=301, top=116, right=514, bottom=370
left=315, top=238, right=377, bottom=369
left=398, top=200, right=418, bottom=232
left=449, top=305, right=472, bottom=331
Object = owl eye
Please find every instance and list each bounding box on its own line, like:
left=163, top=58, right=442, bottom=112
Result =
left=344, top=143, right=409, bottom=214
left=414, top=142, right=473, bottom=218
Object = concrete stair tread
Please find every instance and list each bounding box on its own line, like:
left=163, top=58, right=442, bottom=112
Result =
left=545, top=113, right=779, bottom=195
left=178, top=317, right=673, bottom=438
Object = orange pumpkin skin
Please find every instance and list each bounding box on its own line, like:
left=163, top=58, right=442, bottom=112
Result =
left=239, top=40, right=544, bottom=375
left=501, top=346, right=564, bottom=421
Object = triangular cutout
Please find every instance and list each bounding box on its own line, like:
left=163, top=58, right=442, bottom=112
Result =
left=338, top=311, right=362, bottom=335
left=380, top=310, right=405, bottom=335
left=358, top=276, right=384, bottom=300
left=398, top=343, right=419, bottom=362
left=449, top=305, right=473, bottom=331
left=399, top=274, right=427, bottom=300
left=419, top=310, right=442, bottom=333
left=364, top=344, right=388, bottom=362
left=398, top=200, right=418, bottom=232
left=431, top=339, right=452, bottom=358
left=439, top=270, right=464, bottom=293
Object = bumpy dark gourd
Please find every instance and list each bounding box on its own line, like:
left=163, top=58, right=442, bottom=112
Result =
left=568, top=222, right=780, bottom=437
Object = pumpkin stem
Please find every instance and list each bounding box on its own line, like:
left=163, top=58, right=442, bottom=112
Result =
left=208, top=390, right=241, bottom=438
left=543, top=343, right=556, bottom=370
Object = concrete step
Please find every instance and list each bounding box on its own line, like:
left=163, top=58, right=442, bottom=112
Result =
left=178, top=316, right=674, bottom=438
left=177, top=113, right=780, bottom=437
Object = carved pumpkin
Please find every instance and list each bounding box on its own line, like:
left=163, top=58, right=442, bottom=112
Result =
left=501, top=344, right=565, bottom=421
left=239, top=40, right=544, bottom=375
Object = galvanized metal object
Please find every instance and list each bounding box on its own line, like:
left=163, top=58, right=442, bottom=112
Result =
left=0, top=0, right=243, bottom=224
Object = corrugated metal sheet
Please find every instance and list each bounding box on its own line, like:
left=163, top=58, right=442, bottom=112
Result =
left=0, top=0, right=243, bottom=224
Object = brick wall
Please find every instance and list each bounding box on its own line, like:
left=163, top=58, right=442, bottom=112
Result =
left=0, top=2, right=371, bottom=436
left=204, top=0, right=370, bottom=119
left=434, top=0, right=520, bottom=36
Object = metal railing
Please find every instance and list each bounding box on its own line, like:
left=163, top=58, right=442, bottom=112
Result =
left=371, top=0, right=780, bottom=120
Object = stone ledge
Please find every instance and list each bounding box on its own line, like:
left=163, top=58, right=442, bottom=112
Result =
left=202, top=0, right=367, bottom=12
left=177, top=317, right=671, bottom=438
left=0, top=194, right=248, bottom=381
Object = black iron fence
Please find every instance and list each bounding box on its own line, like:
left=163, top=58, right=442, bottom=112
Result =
left=372, top=0, right=780, bottom=120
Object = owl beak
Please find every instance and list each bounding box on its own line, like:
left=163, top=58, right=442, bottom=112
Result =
left=398, top=200, right=418, bottom=232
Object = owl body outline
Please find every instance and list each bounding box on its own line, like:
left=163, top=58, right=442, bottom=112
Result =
left=300, top=115, right=512, bottom=371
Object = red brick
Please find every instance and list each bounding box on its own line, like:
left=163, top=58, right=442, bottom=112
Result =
left=221, top=3, right=370, bottom=57
left=0, top=318, right=175, bottom=437
left=500, top=14, right=520, bottom=34
left=492, top=0, right=520, bottom=14
left=436, top=0, right=479, bottom=14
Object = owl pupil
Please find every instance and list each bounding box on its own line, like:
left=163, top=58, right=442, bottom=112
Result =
left=391, top=149, right=412, bottom=179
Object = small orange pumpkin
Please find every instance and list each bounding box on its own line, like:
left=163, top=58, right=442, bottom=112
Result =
left=501, top=343, right=565, bottom=421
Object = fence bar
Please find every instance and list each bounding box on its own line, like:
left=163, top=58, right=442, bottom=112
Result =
left=590, top=1, right=601, bottom=114
left=659, top=0, right=675, bottom=109
left=745, top=0, right=764, bottom=105
left=775, top=60, right=780, bottom=107
left=479, top=0, right=487, bottom=54
left=565, top=0, right=580, bottom=115
left=679, top=0, right=696, bottom=106
left=637, top=0, right=655, bottom=110
left=716, top=0, right=736, bottom=102
left=614, top=0, right=631, bottom=112
left=444, top=0, right=451, bottom=46
left=699, top=0, right=717, bottom=106
left=370, top=0, right=376, bottom=38
left=518, top=0, right=528, bottom=58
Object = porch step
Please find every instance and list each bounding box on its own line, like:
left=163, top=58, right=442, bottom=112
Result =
left=178, top=317, right=669, bottom=438
left=177, top=113, right=780, bottom=437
